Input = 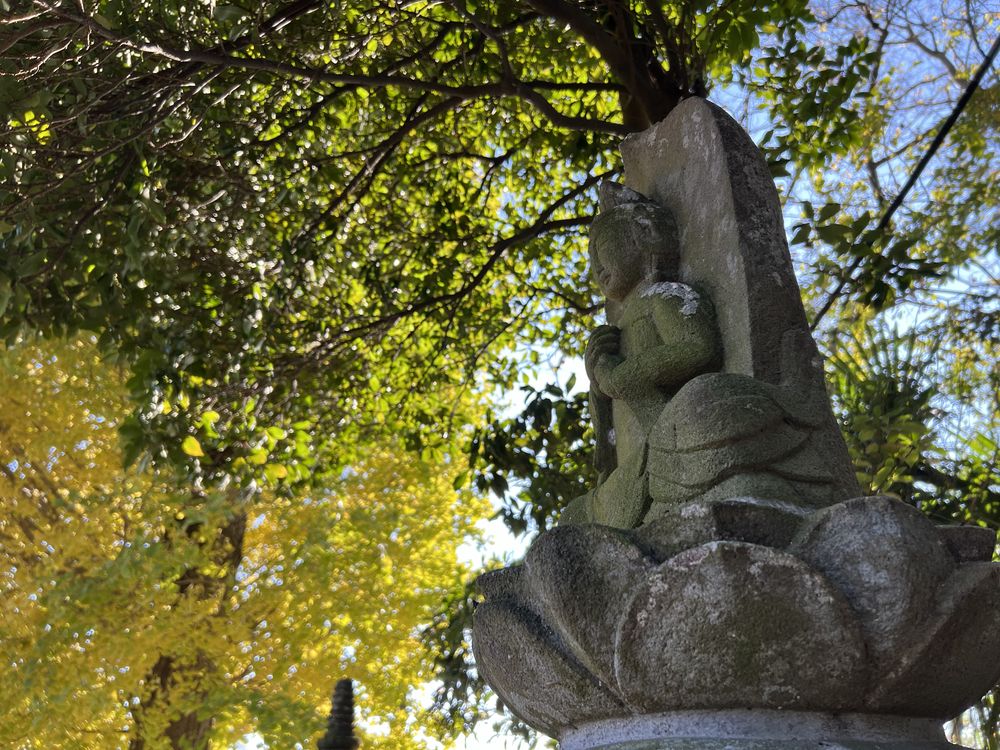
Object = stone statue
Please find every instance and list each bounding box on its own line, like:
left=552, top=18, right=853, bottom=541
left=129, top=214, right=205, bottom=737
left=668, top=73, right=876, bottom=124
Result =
left=562, top=181, right=722, bottom=528
left=564, top=176, right=860, bottom=529
left=471, top=97, right=1000, bottom=750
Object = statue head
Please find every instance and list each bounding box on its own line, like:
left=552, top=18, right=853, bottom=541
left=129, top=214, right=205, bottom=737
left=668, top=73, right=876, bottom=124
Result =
left=589, top=181, right=680, bottom=303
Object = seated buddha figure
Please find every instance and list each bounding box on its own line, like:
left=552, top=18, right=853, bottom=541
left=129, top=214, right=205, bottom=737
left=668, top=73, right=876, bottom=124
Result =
left=564, top=183, right=848, bottom=529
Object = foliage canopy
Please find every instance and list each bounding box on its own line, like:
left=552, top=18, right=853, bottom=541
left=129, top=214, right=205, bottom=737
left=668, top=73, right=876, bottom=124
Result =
left=1, top=0, right=883, bottom=482
left=0, top=337, right=487, bottom=749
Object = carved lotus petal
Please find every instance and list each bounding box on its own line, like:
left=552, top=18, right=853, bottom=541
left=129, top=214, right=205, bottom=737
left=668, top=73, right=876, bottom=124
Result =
left=471, top=598, right=627, bottom=737
left=791, top=495, right=955, bottom=673
left=614, top=541, right=867, bottom=712
left=525, top=524, right=654, bottom=688
left=471, top=495, right=1000, bottom=740
left=866, top=561, right=1000, bottom=718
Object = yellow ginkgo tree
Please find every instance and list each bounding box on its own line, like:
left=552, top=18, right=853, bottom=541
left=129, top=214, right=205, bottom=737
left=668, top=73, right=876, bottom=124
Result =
left=0, top=337, right=488, bottom=750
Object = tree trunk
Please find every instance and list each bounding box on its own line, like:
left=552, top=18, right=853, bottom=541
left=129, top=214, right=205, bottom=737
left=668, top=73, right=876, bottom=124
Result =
left=129, top=511, right=247, bottom=750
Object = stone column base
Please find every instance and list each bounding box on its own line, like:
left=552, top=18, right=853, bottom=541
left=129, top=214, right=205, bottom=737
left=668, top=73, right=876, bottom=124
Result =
left=560, top=710, right=966, bottom=750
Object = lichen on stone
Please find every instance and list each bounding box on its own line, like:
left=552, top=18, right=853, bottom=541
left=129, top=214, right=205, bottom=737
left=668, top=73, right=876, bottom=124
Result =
left=641, top=281, right=700, bottom=316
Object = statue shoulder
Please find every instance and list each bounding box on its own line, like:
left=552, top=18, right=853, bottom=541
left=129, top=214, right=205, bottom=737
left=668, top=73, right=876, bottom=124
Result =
left=637, top=281, right=713, bottom=323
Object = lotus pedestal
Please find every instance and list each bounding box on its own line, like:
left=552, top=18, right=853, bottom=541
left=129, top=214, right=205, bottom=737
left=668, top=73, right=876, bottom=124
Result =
left=472, top=496, right=998, bottom=749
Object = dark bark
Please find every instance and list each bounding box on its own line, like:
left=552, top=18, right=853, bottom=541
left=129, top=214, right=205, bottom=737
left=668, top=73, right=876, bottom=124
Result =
left=527, top=0, right=690, bottom=131
left=128, top=512, right=247, bottom=750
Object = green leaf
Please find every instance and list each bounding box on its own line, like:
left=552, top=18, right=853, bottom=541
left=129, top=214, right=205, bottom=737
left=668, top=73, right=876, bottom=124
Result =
left=815, top=223, right=851, bottom=245
left=15, top=251, right=46, bottom=277
left=790, top=223, right=810, bottom=245
left=265, top=426, right=287, bottom=440
left=213, top=4, right=249, bottom=22
left=818, top=202, right=841, bottom=221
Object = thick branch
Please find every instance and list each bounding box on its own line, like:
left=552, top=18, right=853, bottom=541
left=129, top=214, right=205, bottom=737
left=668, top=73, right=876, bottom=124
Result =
left=32, top=1, right=629, bottom=135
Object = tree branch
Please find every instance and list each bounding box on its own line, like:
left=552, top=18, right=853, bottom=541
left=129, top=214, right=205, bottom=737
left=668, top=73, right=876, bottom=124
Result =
left=32, top=0, right=630, bottom=135
left=809, top=29, right=1000, bottom=330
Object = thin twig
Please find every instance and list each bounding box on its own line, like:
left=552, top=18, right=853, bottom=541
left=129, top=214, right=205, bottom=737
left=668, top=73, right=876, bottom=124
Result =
left=809, top=30, right=1000, bottom=330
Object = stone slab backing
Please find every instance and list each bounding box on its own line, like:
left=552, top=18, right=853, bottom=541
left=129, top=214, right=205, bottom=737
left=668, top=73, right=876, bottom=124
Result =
left=619, top=97, right=858, bottom=502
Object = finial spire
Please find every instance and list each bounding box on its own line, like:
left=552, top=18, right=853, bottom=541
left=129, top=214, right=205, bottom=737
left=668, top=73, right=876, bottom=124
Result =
left=317, top=679, right=359, bottom=750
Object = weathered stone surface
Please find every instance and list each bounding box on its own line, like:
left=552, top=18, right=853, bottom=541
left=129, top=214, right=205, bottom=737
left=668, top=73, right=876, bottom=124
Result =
left=659, top=375, right=807, bottom=452
left=526, top=524, right=654, bottom=688
left=791, top=495, right=955, bottom=673
left=566, top=97, right=860, bottom=529
left=560, top=710, right=962, bottom=750
left=635, top=496, right=808, bottom=558
left=472, top=96, right=999, bottom=747
left=571, top=181, right=722, bottom=528
left=614, top=542, right=867, bottom=711
left=937, top=524, right=996, bottom=563
left=644, top=372, right=845, bottom=510
left=619, top=99, right=858, bottom=507
left=649, top=382, right=808, bottom=485
left=866, top=561, right=1000, bottom=717
left=620, top=101, right=810, bottom=387
left=471, top=598, right=626, bottom=737
left=473, top=495, right=1000, bottom=739
left=475, top=564, right=525, bottom=600
left=562, top=741, right=958, bottom=750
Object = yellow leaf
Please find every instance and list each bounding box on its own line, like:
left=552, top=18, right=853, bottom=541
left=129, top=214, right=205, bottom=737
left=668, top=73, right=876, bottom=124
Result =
left=264, top=464, right=288, bottom=481
left=181, top=436, right=204, bottom=457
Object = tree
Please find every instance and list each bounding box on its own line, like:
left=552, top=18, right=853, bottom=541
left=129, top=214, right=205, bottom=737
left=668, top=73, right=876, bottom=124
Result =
left=1, top=0, right=997, bottom=745
left=0, top=0, right=878, bottom=481
left=0, top=336, right=488, bottom=749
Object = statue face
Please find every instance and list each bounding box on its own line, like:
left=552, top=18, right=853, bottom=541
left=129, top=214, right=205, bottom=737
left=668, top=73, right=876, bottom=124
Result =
left=589, top=225, right=643, bottom=302
left=589, top=201, right=681, bottom=302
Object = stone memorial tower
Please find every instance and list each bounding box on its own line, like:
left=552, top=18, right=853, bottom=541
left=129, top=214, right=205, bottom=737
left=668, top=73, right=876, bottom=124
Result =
left=471, top=98, right=1000, bottom=749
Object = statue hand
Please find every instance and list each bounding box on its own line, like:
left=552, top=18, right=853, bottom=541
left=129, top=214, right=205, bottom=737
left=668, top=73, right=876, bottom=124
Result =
left=585, top=325, right=622, bottom=381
